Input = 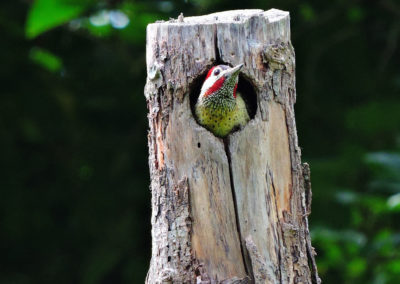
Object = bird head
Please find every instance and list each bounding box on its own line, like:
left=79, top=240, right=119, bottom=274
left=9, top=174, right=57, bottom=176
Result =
left=199, top=64, right=243, bottom=102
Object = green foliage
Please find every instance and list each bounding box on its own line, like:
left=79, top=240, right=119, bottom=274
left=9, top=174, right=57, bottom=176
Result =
left=25, top=0, right=92, bottom=38
left=29, top=47, right=63, bottom=72
left=312, top=150, right=400, bottom=283
left=347, top=6, right=364, bottom=23
left=299, top=3, right=315, bottom=22
left=347, top=102, right=400, bottom=138
left=1, top=0, right=399, bottom=283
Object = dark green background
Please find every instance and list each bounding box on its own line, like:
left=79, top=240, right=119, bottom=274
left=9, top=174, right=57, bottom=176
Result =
left=1, top=0, right=399, bottom=283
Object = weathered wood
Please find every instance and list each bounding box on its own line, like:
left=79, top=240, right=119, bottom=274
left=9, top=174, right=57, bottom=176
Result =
left=145, top=9, right=320, bottom=284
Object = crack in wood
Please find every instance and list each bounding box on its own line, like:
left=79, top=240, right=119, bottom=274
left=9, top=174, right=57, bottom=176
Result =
left=214, top=24, right=221, bottom=62
left=223, top=137, right=251, bottom=280
left=214, top=20, right=252, bottom=281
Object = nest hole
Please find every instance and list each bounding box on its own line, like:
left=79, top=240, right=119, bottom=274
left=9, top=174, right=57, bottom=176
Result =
left=189, top=65, right=257, bottom=123
left=237, top=73, right=258, bottom=119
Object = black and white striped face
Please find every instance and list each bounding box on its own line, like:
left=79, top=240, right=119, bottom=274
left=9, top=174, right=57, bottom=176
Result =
left=199, top=64, right=243, bottom=101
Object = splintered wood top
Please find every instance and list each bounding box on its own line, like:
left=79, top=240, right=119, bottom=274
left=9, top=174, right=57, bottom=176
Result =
left=149, top=9, right=289, bottom=26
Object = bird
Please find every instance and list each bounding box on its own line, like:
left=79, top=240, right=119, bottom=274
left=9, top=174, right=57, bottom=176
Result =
left=195, top=64, right=250, bottom=138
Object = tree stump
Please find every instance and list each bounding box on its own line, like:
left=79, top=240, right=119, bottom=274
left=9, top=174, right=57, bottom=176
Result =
left=145, top=9, right=320, bottom=284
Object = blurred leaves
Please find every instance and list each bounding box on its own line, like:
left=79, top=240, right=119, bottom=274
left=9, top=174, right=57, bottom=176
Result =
left=347, top=102, right=400, bottom=139
left=366, top=152, right=400, bottom=173
left=299, top=3, right=316, bottom=22
left=312, top=149, right=400, bottom=283
left=29, top=47, right=63, bottom=72
left=25, top=0, right=92, bottom=38
left=347, top=6, right=365, bottom=23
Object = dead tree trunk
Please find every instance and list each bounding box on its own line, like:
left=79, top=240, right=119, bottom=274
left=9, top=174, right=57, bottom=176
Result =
left=145, top=9, right=320, bottom=284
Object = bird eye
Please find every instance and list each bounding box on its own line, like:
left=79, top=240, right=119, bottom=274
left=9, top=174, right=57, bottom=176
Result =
left=213, top=69, right=220, bottom=76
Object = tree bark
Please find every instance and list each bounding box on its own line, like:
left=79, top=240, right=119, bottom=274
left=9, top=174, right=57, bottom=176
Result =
left=145, top=9, right=320, bottom=284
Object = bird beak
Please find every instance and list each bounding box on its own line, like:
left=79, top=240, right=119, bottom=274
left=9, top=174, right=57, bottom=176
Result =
left=224, top=63, right=243, bottom=78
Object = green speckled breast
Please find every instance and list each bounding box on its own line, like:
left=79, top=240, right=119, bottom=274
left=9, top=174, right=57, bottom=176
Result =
left=195, top=93, right=250, bottom=137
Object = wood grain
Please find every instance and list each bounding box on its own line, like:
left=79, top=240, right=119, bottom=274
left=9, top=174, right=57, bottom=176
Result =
left=145, top=9, right=320, bottom=284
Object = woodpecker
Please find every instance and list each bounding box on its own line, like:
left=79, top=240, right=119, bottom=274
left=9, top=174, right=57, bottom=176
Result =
left=195, top=64, right=250, bottom=138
